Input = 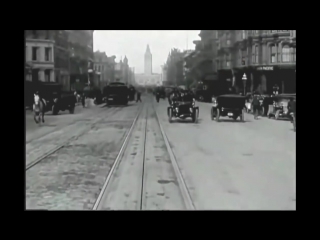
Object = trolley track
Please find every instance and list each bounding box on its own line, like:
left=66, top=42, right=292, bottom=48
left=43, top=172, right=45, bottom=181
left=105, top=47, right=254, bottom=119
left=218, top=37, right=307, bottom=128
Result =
left=26, top=103, right=143, bottom=210
left=93, top=101, right=195, bottom=210
left=26, top=106, right=128, bottom=171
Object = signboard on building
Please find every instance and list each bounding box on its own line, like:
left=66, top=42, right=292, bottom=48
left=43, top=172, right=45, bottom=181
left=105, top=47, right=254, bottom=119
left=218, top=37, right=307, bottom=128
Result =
left=256, top=66, right=274, bottom=71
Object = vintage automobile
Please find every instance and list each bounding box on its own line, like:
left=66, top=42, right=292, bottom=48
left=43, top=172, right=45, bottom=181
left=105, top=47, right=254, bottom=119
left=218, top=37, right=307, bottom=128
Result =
left=168, top=92, right=199, bottom=123
left=267, top=94, right=296, bottom=120
left=52, top=91, right=77, bottom=115
left=103, top=82, right=129, bottom=105
left=211, top=94, right=246, bottom=122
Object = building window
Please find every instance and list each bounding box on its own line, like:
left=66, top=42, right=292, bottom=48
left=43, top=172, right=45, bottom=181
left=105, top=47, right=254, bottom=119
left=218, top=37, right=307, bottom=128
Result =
left=292, top=47, right=296, bottom=62
left=45, top=30, right=49, bottom=39
left=282, top=45, right=290, bottom=62
left=45, top=69, right=51, bottom=82
left=226, top=54, right=230, bottom=67
left=45, top=47, right=51, bottom=61
left=252, top=45, right=255, bottom=64
left=242, top=30, right=246, bottom=39
left=277, top=44, right=281, bottom=62
left=255, top=45, right=259, bottom=63
left=270, top=44, right=276, bottom=63
left=255, top=30, right=259, bottom=35
left=32, top=47, right=38, bottom=61
left=32, top=30, right=38, bottom=39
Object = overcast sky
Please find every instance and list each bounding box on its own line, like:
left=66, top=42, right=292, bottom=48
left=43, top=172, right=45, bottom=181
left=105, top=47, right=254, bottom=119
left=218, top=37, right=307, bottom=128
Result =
left=93, top=30, right=200, bottom=74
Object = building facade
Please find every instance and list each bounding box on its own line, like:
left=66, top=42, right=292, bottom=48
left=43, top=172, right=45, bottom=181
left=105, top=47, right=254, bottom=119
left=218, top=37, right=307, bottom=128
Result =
left=216, top=30, right=296, bottom=94
left=25, top=30, right=55, bottom=83
left=53, top=30, right=70, bottom=90
left=94, top=51, right=116, bottom=89
left=67, top=30, right=94, bottom=91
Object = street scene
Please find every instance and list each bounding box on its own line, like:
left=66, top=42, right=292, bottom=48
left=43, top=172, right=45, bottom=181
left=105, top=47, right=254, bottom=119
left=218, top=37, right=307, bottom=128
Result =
left=25, top=30, right=296, bottom=210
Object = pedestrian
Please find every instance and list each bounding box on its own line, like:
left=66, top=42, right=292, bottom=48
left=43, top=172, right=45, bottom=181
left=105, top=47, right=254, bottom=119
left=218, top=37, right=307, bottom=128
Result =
left=81, top=92, right=86, bottom=107
left=136, top=91, right=141, bottom=102
left=287, top=97, right=296, bottom=120
left=252, top=92, right=261, bottom=120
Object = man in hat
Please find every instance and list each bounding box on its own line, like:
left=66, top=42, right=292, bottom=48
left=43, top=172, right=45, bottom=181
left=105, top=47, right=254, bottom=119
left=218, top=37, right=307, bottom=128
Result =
left=252, top=91, right=261, bottom=119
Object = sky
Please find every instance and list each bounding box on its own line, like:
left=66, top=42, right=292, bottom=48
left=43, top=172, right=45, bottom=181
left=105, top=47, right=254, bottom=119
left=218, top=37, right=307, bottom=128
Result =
left=93, top=30, right=200, bottom=74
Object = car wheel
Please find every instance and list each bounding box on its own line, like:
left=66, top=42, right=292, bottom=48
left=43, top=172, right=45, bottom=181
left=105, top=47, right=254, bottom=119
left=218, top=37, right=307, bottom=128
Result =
left=168, top=108, right=173, bottom=123
left=240, top=110, right=245, bottom=122
left=216, top=108, right=220, bottom=122
left=52, top=105, right=59, bottom=115
left=211, top=107, right=215, bottom=120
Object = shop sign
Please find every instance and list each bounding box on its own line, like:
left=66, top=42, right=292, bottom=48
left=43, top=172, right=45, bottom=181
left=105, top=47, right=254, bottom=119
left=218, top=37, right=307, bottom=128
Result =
left=257, top=66, right=274, bottom=71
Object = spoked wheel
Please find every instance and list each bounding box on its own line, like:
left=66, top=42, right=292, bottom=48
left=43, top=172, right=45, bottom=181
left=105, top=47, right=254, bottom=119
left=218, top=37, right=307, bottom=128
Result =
left=192, top=108, right=198, bottom=123
left=168, top=108, right=173, bottom=123
left=275, top=110, right=280, bottom=120
left=52, top=105, right=58, bottom=115
left=211, top=107, right=215, bottom=120
left=215, top=108, right=220, bottom=122
left=240, top=110, right=245, bottom=122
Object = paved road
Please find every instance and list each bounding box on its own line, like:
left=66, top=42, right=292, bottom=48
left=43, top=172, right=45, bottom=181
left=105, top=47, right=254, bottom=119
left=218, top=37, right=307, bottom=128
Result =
left=96, top=101, right=185, bottom=210
left=154, top=99, right=296, bottom=210
left=26, top=102, right=142, bottom=209
left=26, top=101, right=103, bottom=143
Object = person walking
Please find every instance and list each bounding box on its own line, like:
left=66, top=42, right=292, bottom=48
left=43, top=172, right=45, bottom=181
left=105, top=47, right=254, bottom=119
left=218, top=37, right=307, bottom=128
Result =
left=136, top=91, right=141, bottom=102
left=252, top=92, right=261, bottom=120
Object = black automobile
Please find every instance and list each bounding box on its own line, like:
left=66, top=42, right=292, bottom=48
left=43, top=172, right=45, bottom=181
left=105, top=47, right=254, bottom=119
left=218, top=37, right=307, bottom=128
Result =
left=211, top=94, right=246, bottom=122
left=103, top=82, right=129, bottom=105
left=167, top=91, right=199, bottom=123
left=267, top=94, right=296, bottom=120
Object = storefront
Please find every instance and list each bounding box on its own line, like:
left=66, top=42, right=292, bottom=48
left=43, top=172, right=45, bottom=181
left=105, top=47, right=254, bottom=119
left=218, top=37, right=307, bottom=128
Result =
left=251, top=65, right=296, bottom=94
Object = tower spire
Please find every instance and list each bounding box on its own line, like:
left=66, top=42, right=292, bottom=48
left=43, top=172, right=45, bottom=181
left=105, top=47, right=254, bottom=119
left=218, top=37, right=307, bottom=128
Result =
left=146, top=44, right=151, bottom=54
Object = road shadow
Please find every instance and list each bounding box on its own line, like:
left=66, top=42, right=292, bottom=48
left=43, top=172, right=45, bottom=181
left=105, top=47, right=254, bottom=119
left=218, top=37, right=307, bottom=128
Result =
left=101, top=103, right=134, bottom=108
left=212, top=118, right=251, bottom=123
left=171, top=118, right=203, bottom=124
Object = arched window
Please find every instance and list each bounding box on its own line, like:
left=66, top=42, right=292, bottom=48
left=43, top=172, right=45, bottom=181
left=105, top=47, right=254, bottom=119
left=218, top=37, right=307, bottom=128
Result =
left=281, top=45, right=290, bottom=62
left=270, top=44, right=277, bottom=63
left=255, top=45, right=259, bottom=63
left=282, top=45, right=290, bottom=62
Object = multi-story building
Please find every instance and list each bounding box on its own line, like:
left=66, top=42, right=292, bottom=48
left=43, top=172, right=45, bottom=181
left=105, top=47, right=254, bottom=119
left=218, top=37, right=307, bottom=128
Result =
left=25, top=30, right=55, bottom=83
left=94, top=51, right=116, bottom=89
left=216, top=30, right=296, bottom=94
left=67, top=30, right=94, bottom=91
left=53, top=30, right=70, bottom=90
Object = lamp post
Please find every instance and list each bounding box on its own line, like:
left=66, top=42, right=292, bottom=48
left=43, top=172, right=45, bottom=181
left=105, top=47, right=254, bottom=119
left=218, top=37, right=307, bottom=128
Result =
left=242, top=73, right=247, bottom=95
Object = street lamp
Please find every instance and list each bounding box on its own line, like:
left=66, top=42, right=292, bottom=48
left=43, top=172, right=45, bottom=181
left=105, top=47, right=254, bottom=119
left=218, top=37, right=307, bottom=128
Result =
left=242, top=73, right=247, bottom=95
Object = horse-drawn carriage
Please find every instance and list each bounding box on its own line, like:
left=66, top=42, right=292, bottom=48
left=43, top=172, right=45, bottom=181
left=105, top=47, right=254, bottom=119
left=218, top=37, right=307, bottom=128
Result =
left=211, top=94, right=246, bottom=122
